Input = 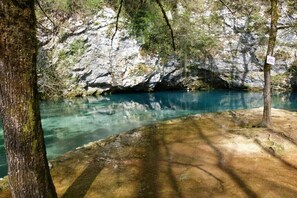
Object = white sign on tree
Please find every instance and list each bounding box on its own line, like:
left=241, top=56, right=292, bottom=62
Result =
left=266, top=55, right=275, bottom=65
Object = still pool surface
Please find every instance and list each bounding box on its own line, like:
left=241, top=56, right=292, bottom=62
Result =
left=0, top=90, right=296, bottom=177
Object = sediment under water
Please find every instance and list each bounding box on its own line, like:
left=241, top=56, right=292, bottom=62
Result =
left=0, top=90, right=296, bottom=177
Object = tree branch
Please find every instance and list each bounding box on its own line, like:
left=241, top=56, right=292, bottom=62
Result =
left=155, top=0, right=176, bottom=51
left=277, top=24, right=297, bottom=30
left=35, top=0, right=56, bottom=31
left=218, top=0, right=235, bottom=15
left=111, top=0, right=124, bottom=47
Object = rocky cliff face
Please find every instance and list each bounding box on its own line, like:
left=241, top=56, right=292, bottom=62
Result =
left=37, top=5, right=297, bottom=97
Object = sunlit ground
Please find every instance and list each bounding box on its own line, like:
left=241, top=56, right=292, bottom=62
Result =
left=43, top=108, right=297, bottom=198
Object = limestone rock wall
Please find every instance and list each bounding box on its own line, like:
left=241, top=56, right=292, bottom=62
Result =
left=37, top=6, right=297, bottom=97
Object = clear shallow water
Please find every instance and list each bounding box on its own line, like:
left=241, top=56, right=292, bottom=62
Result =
left=0, top=90, right=296, bottom=177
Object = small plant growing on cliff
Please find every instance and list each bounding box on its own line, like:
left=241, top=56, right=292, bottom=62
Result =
left=58, top=31, right=71, bottom=43
left=84, top=0, right=104, bottom=13
left=38, top=67, right=65, bottom=99
left=39, top=0, right=104, bottom=16
left=130, top=64, right=152, bottom=75
left=274, top=49, right=291, bottom=60
left=58, top=50, right=67, bottom=61
left=69, top=39, right=86, bottom=56
left=57, top=39, right=86, bottom=63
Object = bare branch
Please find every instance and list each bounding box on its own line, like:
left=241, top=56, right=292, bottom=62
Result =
left=35, top=0, right=56, bottom=31
left=218, top=0, right=235, bottom=15
left=111, top=0, right=124, bottom=47
left=155, top=0, right=176, bottom=51
left=277, top=24, right=297, bottom=30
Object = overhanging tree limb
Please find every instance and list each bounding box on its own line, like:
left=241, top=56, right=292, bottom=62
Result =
left=111, top=0, right=124, bottom=47
left=112, top=0, right=176, bottom=51
left=36, top=0, right=56, bottom=30
left=218, top=0, right=235, bottom=15
left=155, top=0, right=176, bottom=51
left=277, top=24, right=297, bottom=30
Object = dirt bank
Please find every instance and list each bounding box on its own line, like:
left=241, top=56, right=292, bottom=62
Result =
left=1, top=108, right=297, bottom=197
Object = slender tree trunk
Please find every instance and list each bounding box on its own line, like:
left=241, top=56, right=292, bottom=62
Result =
left=262, top=0, right=278, bottom=128
left=0, top=1, right=57, bottom=197
left=183, top=53, right=188, bottom=79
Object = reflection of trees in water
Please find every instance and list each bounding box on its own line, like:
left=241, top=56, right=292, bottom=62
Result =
left=150, top=91, right=262, bottom=111
left=272, top=92, right=297, bottom=110
left=42, top=91, right=264, bottom=115
left=0, top=90, right=294, bottom=178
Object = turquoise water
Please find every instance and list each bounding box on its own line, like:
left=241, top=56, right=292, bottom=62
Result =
left=0, top=90, right=296, bottom=177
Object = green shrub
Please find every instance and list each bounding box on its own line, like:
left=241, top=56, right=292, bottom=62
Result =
left=39, top=0, right=104, bottom=16
left=274, top=50, right=291, bottom=60
left=58, top=50, right=67, bottom=61
left=84, top=0, right=104, bottom=12
left=37, top=64, right=65, bottom=99
left=69, top=39, right=86, bottom=56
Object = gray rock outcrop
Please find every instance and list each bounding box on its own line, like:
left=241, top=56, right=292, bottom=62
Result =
left=37, top=6, right=297, bottom=97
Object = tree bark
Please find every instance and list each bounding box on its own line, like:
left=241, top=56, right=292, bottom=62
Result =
left=261, top=0, right=279, bottom=128
left=0, top=0, right=57, bottom=197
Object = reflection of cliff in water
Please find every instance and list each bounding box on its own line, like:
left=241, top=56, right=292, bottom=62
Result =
left=0, top=91, right=296, bottom=177
left=80, top=90, right=264, bottom=112
left=272, top=92, right=297, bottom=111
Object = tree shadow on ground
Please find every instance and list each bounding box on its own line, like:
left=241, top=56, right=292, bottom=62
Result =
left=58, top=110, right=297, bottom=197
left=267, top=128, right=297, bottom=147
left=254, top=139, right=297, bottom=171
left=135, top=125, right=184, bottom=198
left=191, top=121, right=258, bottom=198
left=227, top=110, right=297, bottom=171
left=136, top=126, right=160, bottom=198
left=61, top=158, right=105, bottom=198
left=159, top=131, right=184, bottom=198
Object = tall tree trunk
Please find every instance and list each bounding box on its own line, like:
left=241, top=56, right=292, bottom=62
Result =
left=262, top=0, right=279, bottom=128
left=0, top=1, right=57, bottom=197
